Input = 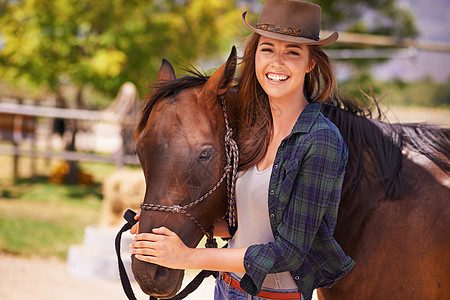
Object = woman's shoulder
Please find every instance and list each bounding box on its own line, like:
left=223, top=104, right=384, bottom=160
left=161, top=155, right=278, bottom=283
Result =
left=314, top=112, right=341, bottom=135
left=297, top=112, right=344, bottom=147
left=286, top=105, right=346, bottom=157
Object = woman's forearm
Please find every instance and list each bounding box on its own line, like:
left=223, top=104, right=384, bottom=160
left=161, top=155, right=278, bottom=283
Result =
left=183, top=247, right=247, bottom=273
left=131, top=227, right=246, bottom=272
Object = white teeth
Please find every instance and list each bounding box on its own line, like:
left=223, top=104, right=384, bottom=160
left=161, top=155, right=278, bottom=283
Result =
left=267, top=73, right=289, bottom=81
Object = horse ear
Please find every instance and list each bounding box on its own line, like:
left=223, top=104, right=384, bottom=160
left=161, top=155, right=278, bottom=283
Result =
left=158, top=59, right=176, bottom=81
left=202, top=46, right=237, bottom=97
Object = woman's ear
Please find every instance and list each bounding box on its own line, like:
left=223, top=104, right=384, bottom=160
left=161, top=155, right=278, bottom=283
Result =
left=307, top=59, right=316, bottom=73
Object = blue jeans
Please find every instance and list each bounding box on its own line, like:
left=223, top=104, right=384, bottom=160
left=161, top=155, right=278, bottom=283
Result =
left=214, top=273, right=303, bottom=300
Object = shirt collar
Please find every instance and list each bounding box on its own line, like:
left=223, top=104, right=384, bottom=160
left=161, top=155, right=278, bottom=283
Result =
left=291, top=102, right=322, bottom=134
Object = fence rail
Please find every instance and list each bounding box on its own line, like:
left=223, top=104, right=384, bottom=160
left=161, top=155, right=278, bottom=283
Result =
left=0, top=102, right=117, bottom=122
left=0, top=97, right=139, bottom=180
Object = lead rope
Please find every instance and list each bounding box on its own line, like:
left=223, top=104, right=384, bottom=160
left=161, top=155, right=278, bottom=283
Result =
left=116, top=212, right=222, bottom=300
left=116, top=210, right=219, bottom=300
left=115, top=209, right=138, bottom=300
left=221, top=95, right=238, bottom=229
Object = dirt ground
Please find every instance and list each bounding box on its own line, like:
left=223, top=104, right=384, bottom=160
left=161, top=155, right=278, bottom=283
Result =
left=0, top=253, right=215, bottom=300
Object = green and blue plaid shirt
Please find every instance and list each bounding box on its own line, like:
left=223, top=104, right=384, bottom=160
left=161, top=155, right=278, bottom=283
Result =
left=239, top=103, right=355, bottom=300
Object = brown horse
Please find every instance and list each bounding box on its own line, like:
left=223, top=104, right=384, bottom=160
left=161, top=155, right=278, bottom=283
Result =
left=130, top=49, right=449, bottom=298
left=318, top=102, right=450, bottom=299
left=132, top=47, right=238, bottom=298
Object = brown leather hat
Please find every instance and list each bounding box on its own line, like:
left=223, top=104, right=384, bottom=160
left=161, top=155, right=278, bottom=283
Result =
left=242, top=0, right=338, bottom=46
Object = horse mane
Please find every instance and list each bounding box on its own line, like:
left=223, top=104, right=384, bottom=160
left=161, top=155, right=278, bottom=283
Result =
left=322, top=97, right=450, bottom=200
left=135, top=68, right=208, bottom=141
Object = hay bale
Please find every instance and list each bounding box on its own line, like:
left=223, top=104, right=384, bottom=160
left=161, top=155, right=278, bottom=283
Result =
left=99, top=169, right=145, bottom=227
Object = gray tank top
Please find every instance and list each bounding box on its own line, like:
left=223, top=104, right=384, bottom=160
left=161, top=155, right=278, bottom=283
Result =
left=228, top=165, right=298, bottom=290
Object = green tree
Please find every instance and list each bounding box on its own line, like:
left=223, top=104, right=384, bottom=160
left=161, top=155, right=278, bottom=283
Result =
left=0, top=0, right=242, bottom=98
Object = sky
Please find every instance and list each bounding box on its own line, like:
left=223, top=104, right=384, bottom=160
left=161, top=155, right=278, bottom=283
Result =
left=371, top=0, right=450, bottom=82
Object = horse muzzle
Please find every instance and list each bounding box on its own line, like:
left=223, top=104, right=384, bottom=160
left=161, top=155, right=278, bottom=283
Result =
left=132, top=255, right=184, bottom=299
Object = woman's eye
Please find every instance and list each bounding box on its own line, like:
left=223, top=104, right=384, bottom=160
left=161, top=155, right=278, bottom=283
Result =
left=288, top=51, right=299, bottom=56
left=261, top=48, right=273, bottom=53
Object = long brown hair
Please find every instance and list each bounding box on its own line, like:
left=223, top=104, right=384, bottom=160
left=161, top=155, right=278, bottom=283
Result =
left=237, top=33, right=337, bottom=170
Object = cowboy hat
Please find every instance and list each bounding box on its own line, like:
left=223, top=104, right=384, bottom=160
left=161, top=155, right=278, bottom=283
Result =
left=242, top=0, right=338, bottom=46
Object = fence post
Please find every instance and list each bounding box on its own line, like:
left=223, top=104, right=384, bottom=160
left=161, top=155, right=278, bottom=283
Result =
left=12, top=112, right=24, bottom=182
left=13, top=141, right=19, bottom=182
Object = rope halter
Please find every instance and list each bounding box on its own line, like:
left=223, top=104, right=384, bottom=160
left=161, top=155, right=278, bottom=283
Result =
left=140, top=96, right=238, bottom=247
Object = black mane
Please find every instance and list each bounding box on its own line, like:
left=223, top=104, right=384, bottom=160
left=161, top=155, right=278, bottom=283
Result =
left=322, top=97, right=450, bottom=200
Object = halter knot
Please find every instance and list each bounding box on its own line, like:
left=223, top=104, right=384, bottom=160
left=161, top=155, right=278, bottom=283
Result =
left=171, top=205, right=182, bottom=214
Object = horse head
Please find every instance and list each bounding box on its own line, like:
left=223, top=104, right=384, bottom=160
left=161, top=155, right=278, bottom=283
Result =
left=132, top=47, right=237, bottom=298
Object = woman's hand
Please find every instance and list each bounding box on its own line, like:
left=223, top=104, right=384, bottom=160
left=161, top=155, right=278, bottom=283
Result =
left=130, top=210, right=140, bottom=235
left=130, top=227, right=191, bottom=270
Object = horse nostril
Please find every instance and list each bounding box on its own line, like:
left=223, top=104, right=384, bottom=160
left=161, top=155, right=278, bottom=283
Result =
left=155, top=266, right=169, bottom=281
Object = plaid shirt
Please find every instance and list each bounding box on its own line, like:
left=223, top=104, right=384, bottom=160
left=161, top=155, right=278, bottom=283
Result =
left=238, top=103, right=355, bottom=300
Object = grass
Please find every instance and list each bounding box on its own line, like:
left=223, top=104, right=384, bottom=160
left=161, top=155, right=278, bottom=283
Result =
left=0, top=216, right=86, bottom=258
left=0, top=154, right=121, bottom=259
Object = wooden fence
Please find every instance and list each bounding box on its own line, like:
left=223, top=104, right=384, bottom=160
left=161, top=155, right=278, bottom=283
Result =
left=0, top=83, right=141, bottom=180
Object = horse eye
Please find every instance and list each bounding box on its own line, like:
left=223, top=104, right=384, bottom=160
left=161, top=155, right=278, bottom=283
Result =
left=199, top=149, right=212, bottom=161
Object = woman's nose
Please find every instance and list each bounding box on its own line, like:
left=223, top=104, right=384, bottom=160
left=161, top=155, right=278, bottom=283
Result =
left=271, top=52, right=284, bottom=67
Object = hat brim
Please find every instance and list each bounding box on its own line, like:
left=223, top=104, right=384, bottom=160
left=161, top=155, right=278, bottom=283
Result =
left=242, top=11, right=338, bottom=46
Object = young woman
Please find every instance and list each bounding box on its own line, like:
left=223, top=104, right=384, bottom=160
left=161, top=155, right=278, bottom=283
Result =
left=130, top=1, right=354, bottom=299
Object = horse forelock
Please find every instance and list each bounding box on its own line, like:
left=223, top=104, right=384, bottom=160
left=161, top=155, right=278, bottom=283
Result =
left=323, top=97, right=450, bottom=201
left=135, top=72, right=208, bottom=142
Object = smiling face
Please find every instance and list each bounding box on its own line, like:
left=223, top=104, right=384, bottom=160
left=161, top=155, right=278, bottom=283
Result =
left=255, top=36, right=314, bottom=104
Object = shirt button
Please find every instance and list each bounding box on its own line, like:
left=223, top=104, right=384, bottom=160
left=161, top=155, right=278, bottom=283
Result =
left=270, top=213, right=275, bottom=218
left=273, top=164, right=278, bottom=170
left=269, top=189, right=274, bottom=195
left=294, top=275, right=300, bottom=281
